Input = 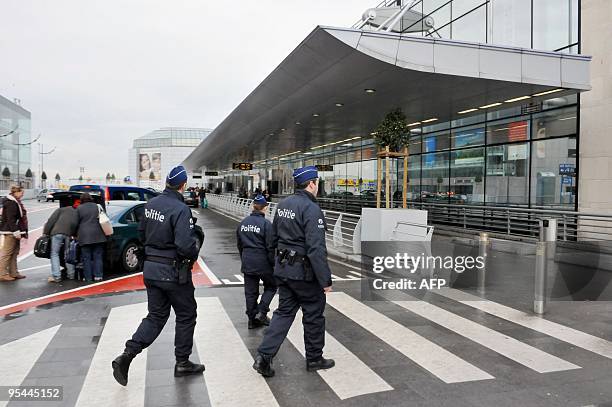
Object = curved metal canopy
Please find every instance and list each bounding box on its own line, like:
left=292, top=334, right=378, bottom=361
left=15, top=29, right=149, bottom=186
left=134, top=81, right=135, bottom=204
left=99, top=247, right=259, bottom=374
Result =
left=183, top=26, right=591, bottom=171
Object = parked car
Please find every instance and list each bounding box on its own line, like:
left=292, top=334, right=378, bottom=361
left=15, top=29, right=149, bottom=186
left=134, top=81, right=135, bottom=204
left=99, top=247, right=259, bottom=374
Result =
left=53, top=193, right=204, bottom=274
left=69, top=184, right=159, bottom=202
left=37, top=188, right=64, bottom=202
left=183, top=191, right=199, bottom=208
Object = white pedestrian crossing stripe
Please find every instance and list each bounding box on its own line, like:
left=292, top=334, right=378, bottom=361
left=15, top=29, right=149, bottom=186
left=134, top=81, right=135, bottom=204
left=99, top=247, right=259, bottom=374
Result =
left=326, top=292, right=495, bottom=383
left=76, top=303, right=149, bottom=407
left=4, top=290, right=604, bottom=405
left=270, top=296, right=393, bottom=400
left=391, top=298, right=581, bottom=373
left=194, top=297, right=279, bottom=406
left=435, top=287, right=612, bottom=360
left=0, top=325, right=60, bottom=407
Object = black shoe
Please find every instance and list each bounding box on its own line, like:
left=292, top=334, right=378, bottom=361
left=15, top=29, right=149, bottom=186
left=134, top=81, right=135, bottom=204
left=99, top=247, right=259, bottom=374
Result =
left=248, top=318, right=265, bottom=329
left=252, top=354, right=275, bottom=377
left=254, top=312, right=270, bottom=326
left=174, top=360, right=205, bottom=377
left=112, top=352, right=135, bottom=386
left=306, top=357, right=335, bottom=372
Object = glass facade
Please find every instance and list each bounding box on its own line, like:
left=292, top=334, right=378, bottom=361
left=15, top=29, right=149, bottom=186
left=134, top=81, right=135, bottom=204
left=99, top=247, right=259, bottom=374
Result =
left=0, top=95, right=32, bottom=188
left=133, top=128, right=211, bottom=149
left=382, top=0, right=580, bottom=53
left=253, top=96, right=578, bottom=209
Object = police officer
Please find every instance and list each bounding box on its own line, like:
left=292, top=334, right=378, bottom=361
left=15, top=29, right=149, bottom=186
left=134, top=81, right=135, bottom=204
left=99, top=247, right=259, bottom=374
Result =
left=236, top=194, right=278, bottom=328
left=112, top=165, right=203, bottom=386
left=253, top=166, right=335, bottom=377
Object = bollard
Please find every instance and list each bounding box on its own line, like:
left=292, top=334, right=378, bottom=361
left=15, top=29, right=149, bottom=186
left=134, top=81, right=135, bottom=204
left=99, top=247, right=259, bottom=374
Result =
left=534, top=219, right=557, bottom=314
left=477, top=232, right=489, bottom=295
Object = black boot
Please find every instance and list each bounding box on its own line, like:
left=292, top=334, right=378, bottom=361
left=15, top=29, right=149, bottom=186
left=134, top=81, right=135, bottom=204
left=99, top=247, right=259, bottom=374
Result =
left=254, top=312, right=270, bottom=326
left=112, top=352, right=135, bottom=386
left=306, top=357, right=335, bottom=372
left=252, top=354, right=275, bottom=377
left=174, top=360, right=205, bottom=377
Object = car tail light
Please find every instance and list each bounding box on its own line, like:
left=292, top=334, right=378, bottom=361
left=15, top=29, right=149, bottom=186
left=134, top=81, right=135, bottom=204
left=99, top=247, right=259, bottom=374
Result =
left=105, top=187, right=110, bottom=202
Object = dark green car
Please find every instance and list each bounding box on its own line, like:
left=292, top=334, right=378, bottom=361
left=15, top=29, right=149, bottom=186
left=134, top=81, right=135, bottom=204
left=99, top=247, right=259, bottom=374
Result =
left=105, top=200, right=204, bottom=273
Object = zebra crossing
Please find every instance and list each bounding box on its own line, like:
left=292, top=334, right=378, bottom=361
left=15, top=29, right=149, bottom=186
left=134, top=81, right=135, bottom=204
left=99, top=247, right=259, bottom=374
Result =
left=2, top=289, right=611, bottom=406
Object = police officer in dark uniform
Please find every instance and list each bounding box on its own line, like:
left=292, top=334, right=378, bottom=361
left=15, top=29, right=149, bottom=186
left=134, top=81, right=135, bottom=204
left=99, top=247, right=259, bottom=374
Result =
left=253, top=166, right=335, bottom=377
left=112, top=165, right=204, bottom=386
left=236, top=194, right=278, bottom=328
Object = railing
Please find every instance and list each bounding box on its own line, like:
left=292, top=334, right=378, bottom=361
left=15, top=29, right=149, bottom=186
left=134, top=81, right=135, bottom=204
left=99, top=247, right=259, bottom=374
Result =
left=317, top=197, right=612, bottom=243
left=206, top=194, right=362, bottom=256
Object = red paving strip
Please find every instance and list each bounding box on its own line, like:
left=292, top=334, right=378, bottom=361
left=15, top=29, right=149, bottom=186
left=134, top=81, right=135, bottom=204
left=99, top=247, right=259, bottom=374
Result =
left=18, top=228, right=43, bottom=256
left=0, top=258, right=213, bottom=317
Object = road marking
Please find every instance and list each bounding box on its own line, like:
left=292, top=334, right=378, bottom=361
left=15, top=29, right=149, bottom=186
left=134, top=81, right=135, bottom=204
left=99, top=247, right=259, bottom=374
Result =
left=195, top=297, right=279, bottom=407
left=326, top=292, right=494, bottom=383
left=0, top=272, right=143, bottom=314
left=435, top=288, right=612, bottom=360
left=76, top=302, right=148, bottom=407
left=197, top=257, right=222, bottom=285
left=392, top=299, right=580, bottom=373
left=0, top=325, right=61, bottom=407
left=16, top=227, right=43, bottom=263
left=18, top=264, right=50, bottom=272
left=270, top=296, right=392, bottom=400
left=328, top=257, right=361, bottom=271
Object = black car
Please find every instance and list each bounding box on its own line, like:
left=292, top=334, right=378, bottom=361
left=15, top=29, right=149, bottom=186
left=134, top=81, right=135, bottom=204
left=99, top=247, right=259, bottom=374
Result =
left=183, top=191, right=199, bottom=208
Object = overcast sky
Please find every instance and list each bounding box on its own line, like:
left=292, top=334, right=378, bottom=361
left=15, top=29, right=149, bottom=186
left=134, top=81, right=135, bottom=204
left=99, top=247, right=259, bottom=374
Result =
left=0, top=0, right=375, bottom=179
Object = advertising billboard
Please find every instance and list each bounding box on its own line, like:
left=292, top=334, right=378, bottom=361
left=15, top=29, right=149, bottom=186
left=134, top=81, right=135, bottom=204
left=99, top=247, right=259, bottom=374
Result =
left=139, top=151, right=161, bottom=180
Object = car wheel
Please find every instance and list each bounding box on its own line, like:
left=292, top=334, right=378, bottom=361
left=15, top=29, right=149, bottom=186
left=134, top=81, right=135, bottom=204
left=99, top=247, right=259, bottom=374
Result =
left=121, top=242, right=142, bottom=273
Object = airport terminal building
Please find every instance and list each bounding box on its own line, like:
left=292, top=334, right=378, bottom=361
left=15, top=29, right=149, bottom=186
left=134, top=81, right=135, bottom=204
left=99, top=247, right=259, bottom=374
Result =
left=184, top=0, right=610, bottom=213
left=129, top=127, right=211, bottom=190
left=0, top=94, right=33, bottom=189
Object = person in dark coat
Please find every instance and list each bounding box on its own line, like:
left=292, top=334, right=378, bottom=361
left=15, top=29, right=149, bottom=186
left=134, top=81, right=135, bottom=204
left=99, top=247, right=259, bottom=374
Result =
left=198, top=187, right=206, bottom=208
left=236, top=194, right=278, bottom=328
left=0, top=185, right=28, bottom=281
left=76, top=193, right=107, bottom=282
left=44, top=206, right=79, bottom=282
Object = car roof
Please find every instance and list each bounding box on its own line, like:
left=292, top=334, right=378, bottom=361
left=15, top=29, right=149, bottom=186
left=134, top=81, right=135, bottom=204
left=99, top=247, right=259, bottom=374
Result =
left=106, top=200, right=145, bottom=207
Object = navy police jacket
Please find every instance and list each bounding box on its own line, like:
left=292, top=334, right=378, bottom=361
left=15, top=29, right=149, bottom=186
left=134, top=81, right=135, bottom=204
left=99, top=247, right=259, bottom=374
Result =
left=138, top=188, right=200, bottom=282
left=272, top=190, right=332, bottom=288
left=236, top=211, right=275, bottom=275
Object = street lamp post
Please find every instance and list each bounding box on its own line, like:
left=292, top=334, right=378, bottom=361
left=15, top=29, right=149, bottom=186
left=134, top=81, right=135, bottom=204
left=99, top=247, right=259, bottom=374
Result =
left=39, top=143, right=56, bottom=189
left=13, top=133, right=40, bottom=187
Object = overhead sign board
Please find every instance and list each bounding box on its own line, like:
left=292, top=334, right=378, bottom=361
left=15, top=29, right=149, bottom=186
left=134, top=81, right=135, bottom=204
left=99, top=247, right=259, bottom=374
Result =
left=316, top=164, right=334, bottom=172
left=232, top=163, right=253, bottom=170
left=559, top=163, right=576, bottom=176
left=204, top=171, right=219, bottom=176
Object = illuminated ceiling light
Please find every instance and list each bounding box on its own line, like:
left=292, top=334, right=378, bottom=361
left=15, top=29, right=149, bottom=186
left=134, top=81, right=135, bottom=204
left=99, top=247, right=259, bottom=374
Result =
left=312, top=113, right=320, bottom=117
left=422, top=118, right=438, bottom=123
left=335, top=103, right=344, bottom=107
left=268, top=133, right=274, bottom=136
left=458, top=108, right=478, bottom=114
left=351, top=136, right=361, bottom=140
left=479, top=102, right=503, bottom=109
left=341, top=143, right=353, bottom=147
left=504, top=95, right=531, bottom=103
left=407, top=122, right=421, bottom=127
left=303, top=152, right=313, bottom=155
left=364, top=88, right=376, bottom=94
left=280, top=128, right=286, bottom=131
left=558, top=116, right=576, bottom=121
left=370, top=132, right=377, bottom=136
left=295, top=121, right=301, bottom=125
left=533, top=88, right=563, bottom=97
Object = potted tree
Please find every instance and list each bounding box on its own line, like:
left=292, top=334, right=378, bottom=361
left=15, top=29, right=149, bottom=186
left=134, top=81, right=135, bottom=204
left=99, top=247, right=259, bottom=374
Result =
left=372, top=108, right=410, bottom=208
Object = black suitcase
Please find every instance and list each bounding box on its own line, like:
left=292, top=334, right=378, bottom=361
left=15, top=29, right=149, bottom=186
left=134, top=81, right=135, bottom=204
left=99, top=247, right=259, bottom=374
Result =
left=34, top=235, right=51, bottom=259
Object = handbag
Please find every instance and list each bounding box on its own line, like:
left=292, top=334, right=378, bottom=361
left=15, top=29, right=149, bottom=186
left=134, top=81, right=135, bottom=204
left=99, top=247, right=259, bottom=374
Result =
left=97, top=204, right=114, bottom=236
left=64, top=238, right=80, bottom=265
left=34, top=235, right=52, bottom=258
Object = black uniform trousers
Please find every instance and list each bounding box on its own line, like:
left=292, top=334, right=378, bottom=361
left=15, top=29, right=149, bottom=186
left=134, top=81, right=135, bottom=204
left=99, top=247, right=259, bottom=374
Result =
left=257, top=278, right=326, bottom=361
left=244, top=272, right=277, bottom=319
left=125, top=279, right=197, bottom=361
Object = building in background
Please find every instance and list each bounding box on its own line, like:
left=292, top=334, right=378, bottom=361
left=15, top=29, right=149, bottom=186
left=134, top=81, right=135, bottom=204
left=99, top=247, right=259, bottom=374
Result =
left=128, top=127, right=212, bottom=190
left=0, top=95, right=33, bottom=190
left=184, top=0, right=609, bottom=213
